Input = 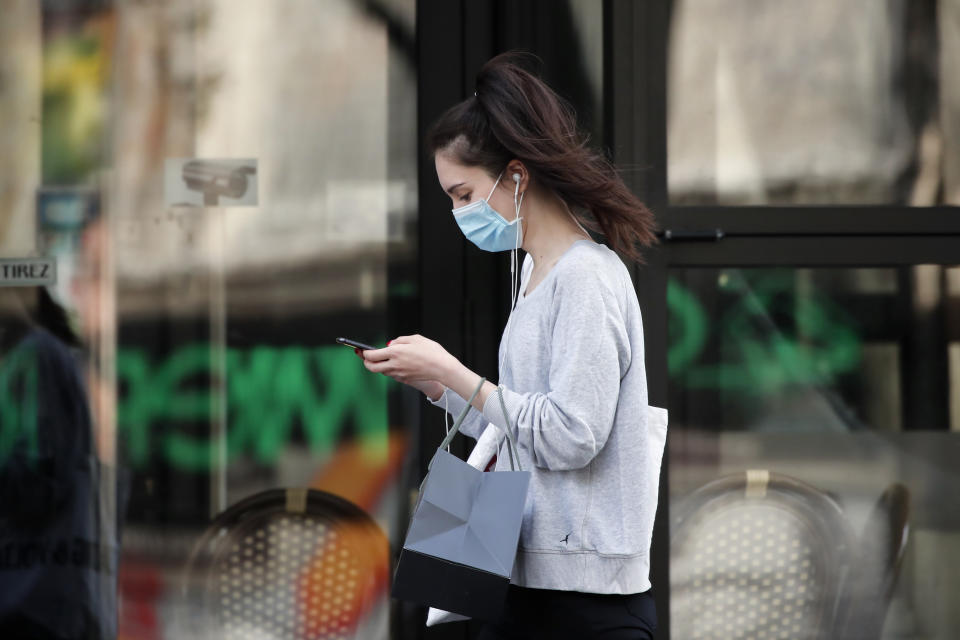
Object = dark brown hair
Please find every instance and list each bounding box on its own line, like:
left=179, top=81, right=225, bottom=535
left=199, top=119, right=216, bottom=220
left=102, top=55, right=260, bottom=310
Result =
left=426, top=52, right=657, bottom=263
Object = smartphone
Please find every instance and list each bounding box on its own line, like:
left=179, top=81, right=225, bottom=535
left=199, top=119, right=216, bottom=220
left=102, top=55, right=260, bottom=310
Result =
left=336, top=336, right=378, bottom=351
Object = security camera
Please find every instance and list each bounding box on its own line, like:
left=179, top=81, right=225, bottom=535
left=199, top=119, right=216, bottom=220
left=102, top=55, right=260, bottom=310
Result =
left=182, top=160, right=256, bottom=205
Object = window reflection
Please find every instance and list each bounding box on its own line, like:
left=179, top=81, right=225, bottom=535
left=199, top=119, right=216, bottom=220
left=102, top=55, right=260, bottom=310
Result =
left=669, top=265, right=960, bottom=638
left=668, top=0, right=959, bottom=206
left=108, top=2, right=416, bottom=636
left=0, top=288, right=121, bottom=639
left=0, top=1, right=415, bottom=638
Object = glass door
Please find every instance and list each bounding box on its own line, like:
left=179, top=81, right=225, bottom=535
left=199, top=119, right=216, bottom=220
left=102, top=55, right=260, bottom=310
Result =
left=659, top=1, right=960, bottom=638
left=606, top=1, right=960, bottom=637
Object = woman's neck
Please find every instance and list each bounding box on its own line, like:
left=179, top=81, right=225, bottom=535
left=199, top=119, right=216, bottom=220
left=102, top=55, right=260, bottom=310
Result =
left=520, top=190, right=591, bottom=268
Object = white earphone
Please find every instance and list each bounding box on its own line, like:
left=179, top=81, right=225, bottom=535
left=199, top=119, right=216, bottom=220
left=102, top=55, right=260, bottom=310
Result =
left=500, top=170, right=525, bottom=377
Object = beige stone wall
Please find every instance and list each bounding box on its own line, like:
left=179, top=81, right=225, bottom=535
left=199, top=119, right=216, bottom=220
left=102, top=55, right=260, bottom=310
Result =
left=941, top=0, right=960, bottom=204
left=0, top=0, right=41, bottom=257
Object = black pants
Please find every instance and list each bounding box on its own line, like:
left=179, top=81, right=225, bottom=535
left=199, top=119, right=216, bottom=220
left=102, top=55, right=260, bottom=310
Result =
left=477, top=586, right=657, bottom=640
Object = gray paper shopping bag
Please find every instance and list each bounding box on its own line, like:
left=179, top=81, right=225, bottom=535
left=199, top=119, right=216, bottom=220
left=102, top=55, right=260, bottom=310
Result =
left=392, top=378, right=530, bottom=620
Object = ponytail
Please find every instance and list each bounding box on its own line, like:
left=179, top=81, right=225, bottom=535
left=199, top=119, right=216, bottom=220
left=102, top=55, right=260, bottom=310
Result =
left=426, top=52, right=657, bottom=263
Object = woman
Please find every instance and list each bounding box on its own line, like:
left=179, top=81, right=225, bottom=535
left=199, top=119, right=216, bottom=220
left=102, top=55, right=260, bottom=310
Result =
left=358, top=53, right=660, bottom=639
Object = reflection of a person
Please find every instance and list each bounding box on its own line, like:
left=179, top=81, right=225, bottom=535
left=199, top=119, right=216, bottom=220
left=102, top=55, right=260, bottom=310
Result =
left=0, top=287, right=117, bottom=639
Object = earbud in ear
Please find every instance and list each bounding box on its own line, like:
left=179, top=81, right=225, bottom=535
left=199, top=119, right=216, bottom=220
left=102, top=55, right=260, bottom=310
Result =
left=512, top=173, right=521, bottom=183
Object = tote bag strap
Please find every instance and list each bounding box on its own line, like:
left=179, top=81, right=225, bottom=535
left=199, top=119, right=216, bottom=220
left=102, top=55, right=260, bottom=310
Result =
left=433, top=378, right=522, bottom=472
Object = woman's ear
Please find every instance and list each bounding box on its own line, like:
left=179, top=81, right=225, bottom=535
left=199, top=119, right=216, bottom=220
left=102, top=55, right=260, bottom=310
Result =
left=506, top=160, right=528, bottom=192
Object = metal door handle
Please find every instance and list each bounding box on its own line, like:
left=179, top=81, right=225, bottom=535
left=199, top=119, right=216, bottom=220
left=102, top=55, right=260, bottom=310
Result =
left=661, top=229, right=725, bottom=242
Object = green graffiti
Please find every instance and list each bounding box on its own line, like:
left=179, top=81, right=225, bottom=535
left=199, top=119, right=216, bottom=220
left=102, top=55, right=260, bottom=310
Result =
left=0, top=342, right=39, bottom=464
left=117, top=343, right=391, bottom=471
left=0, top=339, right=391, bottom=472
left=668, top=270, right=862, bottom=393
left=3, top=268, right=865, bottom=471
left=666, top=279, right=709, bottom=376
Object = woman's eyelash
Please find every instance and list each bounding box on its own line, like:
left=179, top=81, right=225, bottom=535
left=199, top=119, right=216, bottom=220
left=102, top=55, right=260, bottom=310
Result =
left=459, top=193, right=471, bottom=202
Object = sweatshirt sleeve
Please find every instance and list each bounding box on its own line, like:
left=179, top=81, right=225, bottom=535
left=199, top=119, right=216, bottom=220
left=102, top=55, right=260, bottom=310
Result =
left=426, top=386, right=488, bottom=440
left=479, top=265, right=629, bottom=470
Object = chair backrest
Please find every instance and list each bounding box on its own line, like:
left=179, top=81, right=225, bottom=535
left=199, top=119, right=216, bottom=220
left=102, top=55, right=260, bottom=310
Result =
left=835, top=483, right=910, bottom=640
left=670, top=470, right=854, bottom=640
left=181, top=488, right=388, bottom=640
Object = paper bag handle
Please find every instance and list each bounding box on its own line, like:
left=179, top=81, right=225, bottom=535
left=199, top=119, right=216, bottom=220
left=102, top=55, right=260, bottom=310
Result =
left=434, top=377, right=522, bottom=472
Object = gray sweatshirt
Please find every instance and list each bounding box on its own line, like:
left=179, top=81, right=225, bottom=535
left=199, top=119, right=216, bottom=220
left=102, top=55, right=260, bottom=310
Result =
left=428, top=238, right=667, bottom=594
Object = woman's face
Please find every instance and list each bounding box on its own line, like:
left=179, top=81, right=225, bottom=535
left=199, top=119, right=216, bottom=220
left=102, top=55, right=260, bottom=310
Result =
left=434, top=152, right=516, bottom=221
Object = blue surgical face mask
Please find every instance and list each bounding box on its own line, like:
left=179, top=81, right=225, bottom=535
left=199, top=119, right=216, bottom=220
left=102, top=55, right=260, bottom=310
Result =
left=451, top=171, right=524, bottom=253
left=450, top=171, right=526, bottom=378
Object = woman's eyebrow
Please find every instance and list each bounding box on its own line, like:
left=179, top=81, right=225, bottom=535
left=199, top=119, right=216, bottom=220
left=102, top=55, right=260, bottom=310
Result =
left=445, top=182, right=466, bottom=195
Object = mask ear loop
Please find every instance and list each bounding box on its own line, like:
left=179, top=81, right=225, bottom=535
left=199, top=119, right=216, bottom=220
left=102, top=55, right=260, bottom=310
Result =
left=487, top=171, right=504, bottom=201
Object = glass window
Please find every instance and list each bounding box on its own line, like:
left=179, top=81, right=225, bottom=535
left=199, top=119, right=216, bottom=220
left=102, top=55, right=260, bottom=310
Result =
left=2, top=1, right=416, bottom=637
left=668, top=265, right=960, bottom=638
left=668, top=0, right=959, bottom=206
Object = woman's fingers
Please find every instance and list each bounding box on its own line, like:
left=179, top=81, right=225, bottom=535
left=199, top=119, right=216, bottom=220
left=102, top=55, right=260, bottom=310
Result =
left=362, top=355, right=386, bottom=371
left=363, top=345, right=394, bottom=362
left=364, top=359, right=399, bottom=379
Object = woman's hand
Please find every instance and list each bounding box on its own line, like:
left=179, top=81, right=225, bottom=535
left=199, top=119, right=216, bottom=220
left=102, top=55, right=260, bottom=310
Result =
left=355, top=334, right=456, bottom=398
left=407, top=379, right=446, bottom=401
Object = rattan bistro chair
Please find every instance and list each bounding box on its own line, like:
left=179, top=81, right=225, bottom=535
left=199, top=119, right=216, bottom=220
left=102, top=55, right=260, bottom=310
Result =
left=836, top=483, right=910, bottom=640
left=670, top=471, right=854, bottom=640
left=181, top=488, right=388, bottom=640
